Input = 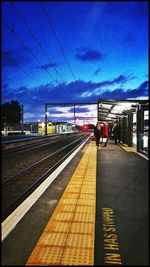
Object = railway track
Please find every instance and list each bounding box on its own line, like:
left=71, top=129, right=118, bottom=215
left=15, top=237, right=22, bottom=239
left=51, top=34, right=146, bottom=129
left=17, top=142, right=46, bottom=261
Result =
left=2, top=133, right=87, bottom=182
left=2, top=133, right=77, bottom=158
left=2, top=134, right=91, bottom=221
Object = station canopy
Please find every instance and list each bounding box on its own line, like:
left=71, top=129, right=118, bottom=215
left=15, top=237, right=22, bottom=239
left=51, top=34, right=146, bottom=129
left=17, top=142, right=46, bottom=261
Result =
left=98, top=100, right=148, bottom=122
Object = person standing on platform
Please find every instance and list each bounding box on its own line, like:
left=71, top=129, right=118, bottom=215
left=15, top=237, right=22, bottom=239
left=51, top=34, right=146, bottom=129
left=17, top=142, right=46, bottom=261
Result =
left=102, top=122, right=109, bottom=146
left=113, top=121, right=121, bottom=144
left=94, top=122, right=102, bottom=146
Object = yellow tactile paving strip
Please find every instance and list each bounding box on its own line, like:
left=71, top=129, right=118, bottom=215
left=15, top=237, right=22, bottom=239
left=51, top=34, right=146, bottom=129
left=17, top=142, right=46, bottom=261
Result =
left=26, top=142, right=97, bottom=266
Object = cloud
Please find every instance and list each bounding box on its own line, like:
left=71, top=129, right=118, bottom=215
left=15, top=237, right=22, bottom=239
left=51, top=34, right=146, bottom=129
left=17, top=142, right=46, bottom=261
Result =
left=139, top=80, right=148, bottom=91
left=2, top=47, right=31, bottom=68
left=2, top=75, right=148, bottom=122
left=111, top=75, right=129, bottom=84
left=2, top=74, right=138, bottom=106
left=75, top=48, right=105, bottom=62
left=69, top=107, right=89, bottom=113
left=37, top=63, right=58, bottom=70
left=94, top=68, right=101, bottom=76
left=97, top=81, right=148, bottom=100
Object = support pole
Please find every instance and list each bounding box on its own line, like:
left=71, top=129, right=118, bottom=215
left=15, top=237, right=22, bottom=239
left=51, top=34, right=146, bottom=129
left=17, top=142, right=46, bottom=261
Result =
left=97, top=102, right=99, bottom=121
left=45, top=104, right=48, bottom=135
left=21, top=105, right=24, bottom=133
left=74, top=104, right=76, bottom=124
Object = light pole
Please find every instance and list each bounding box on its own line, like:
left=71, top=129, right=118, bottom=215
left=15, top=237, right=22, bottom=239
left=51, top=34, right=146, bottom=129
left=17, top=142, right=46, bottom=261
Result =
left=73, top=104, right=76, bottom=124
left=45, top=104, right=48, bottom=135
left=21, top=105, right=24, bottom=133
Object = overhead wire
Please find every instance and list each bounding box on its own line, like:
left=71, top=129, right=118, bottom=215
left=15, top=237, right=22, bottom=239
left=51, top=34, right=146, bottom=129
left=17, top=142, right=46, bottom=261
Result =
left=41, top=2, right=77, bottom=82
left=2, top=18, right=65, bottom=90
left=11, top=2, right=65, bottom=85
left=3, top=51, right=40, bottom=87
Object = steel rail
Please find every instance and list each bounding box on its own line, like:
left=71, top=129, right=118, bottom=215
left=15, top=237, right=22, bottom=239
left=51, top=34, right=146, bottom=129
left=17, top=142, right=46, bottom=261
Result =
left=2, top=135, right=90, bottom=221
left=2, top=133, right=79, bottom=158
left=2, top=134, right=87, bottom=185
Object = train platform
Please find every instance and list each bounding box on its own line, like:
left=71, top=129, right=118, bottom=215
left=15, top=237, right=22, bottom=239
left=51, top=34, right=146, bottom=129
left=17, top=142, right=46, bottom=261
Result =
left=1, top=139, right=149, bottom=265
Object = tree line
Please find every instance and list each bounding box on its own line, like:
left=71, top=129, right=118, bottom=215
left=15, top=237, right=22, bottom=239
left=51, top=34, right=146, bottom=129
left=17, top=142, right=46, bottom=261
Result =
left=2, top=101, right=22, bottom=129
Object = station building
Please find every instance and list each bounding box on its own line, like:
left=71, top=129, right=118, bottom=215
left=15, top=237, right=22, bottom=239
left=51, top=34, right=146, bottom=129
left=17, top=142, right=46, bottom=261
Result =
left=98, top=100, right=149, bottom=157
left=38, top=121, right=76, bottom=135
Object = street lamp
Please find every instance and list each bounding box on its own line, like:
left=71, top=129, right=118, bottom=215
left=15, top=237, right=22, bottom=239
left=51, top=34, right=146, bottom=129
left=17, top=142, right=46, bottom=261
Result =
left=45, top=104, right=49, bottom=135
left=21, top=105, right=24, bottom=133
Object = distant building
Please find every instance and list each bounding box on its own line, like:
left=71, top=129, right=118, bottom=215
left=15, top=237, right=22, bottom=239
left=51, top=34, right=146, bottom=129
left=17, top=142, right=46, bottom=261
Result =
left=38, top=121, right=76, bottom=135
left=1, top=122, right=39, bottom=136
left=38, top=121, right=55, bottom=135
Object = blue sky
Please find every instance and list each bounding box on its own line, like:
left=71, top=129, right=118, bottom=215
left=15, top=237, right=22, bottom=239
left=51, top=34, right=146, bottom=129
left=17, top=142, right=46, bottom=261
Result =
left=2, top=1, right=148, bottom=123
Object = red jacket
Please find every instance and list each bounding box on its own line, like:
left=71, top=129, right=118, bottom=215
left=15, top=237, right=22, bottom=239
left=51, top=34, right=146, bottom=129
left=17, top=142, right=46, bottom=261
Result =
left=102, top=123, right=108, bottom=137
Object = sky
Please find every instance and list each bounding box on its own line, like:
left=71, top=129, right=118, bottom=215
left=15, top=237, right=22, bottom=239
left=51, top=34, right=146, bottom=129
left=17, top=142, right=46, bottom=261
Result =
left=2, top=1, right=149, bottom=124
